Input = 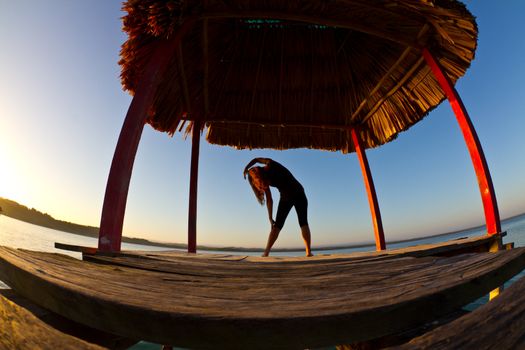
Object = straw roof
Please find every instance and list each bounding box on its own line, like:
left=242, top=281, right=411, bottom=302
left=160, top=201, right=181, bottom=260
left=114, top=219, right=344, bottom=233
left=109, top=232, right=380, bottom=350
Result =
left=120, top=0, right=477, bottom=153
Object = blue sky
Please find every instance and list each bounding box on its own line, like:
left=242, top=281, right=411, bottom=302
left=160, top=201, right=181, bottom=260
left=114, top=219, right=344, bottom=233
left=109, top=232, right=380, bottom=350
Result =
left=1, top=1, right=524, bottom=249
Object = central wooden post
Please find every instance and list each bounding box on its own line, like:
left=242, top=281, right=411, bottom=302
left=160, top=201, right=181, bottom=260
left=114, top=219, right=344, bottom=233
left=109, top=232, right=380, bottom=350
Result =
left=351, top=129, right=386, bottom=251
left=187, top=122, right=202, bottom=253
left=422, top=48, right=501, bottom=235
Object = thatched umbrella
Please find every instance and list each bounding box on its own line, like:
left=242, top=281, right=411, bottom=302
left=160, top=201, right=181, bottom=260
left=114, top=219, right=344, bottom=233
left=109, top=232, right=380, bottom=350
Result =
left=98, top=0, right=500, bottom=253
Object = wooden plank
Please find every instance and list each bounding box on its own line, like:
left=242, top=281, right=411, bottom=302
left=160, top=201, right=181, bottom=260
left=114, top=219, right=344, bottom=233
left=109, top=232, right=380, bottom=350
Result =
left=57, top=232, right=502, bottom=265
left=96, top=233, right=505, bottom=266
left=0, top=289, right=137, bottom=350
left=0, top=246, right=524, bottom=349
left=340, top=309, right=469, bottom=349
left=392, top=275, right=525, bottom=349
left=50, top=232, right=502, bottom=267
left=0, top=290, right=104, bottom=350
left=55, top=242, right=97, bottom=255
left=78, top=234, right=508, bottom=286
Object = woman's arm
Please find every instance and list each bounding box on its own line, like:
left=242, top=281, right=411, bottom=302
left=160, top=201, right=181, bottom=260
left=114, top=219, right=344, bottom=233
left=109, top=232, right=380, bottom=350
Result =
left=243, top=158, right=272, bottom=178
left=265, top=188, right=275, bottom=226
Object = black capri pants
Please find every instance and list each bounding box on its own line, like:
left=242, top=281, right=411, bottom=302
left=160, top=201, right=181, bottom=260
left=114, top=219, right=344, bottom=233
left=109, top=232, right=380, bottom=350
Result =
left=274, top=190, right=309, bottom=229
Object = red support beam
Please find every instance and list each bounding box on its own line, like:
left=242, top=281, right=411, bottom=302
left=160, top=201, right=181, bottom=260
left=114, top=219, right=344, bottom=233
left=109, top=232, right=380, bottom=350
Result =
left=187, top=122, right=202, bottom=253
left=98, top=20, right=195, bottom=252
left=422, top=48, right=501, bottom=235
left=351, top=129, right=386, bottom=251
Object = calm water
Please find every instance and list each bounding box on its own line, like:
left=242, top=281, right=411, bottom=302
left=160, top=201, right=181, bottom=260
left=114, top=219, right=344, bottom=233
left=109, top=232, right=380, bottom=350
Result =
left=1, top=213, right=525, bottom=349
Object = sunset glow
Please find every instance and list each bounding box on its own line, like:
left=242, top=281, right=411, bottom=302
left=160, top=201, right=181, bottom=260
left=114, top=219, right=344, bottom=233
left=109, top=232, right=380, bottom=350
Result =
left=0, top=132, right=31, bottom=205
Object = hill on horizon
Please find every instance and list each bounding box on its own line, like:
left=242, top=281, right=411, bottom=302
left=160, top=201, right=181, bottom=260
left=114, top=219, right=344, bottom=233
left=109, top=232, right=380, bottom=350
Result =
left=0, top=197, right=197, bottom=249
left=0, top=197, right=100, bottom=238
left=0, top=197, right=262, bottom=251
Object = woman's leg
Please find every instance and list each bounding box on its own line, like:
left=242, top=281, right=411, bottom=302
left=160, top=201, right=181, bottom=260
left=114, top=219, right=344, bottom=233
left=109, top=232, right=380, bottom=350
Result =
left=295, top=192, right=313, bottom=256
left=300, top=225, right=313, bottom=257
left=263, top=226, right=281, bottom=257
left=263, top=198, right=293, bottom=257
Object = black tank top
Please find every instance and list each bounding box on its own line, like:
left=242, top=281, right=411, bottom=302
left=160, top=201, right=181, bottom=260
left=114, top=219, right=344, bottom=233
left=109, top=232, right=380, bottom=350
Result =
left=265, top=160, right=303, bottom=198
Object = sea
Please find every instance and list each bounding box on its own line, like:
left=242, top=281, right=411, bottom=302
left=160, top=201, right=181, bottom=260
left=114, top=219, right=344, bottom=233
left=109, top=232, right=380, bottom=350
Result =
left=1, top=213, right=525, bottom=349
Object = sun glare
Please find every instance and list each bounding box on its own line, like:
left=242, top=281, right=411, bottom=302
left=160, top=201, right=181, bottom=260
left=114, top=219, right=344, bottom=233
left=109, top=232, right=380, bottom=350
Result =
left=0, top=140, right=32, bottom=205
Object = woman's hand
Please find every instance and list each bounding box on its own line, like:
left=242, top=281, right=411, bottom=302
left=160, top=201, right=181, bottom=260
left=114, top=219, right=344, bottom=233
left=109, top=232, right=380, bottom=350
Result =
left=269, top=218, right=276, bottom=227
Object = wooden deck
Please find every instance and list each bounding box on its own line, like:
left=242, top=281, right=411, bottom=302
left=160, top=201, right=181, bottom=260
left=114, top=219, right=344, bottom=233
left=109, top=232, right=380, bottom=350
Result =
left=52, top=231, right=505, bottom=263
left=1, top=241, right=524, bottom=349
left=392, top=273, right=525, bottom=349
left=0, top=288, right=137, bottom=350
left=88, top=232, right=506, bottom=263
left=0, top=290, right=104, bottom=350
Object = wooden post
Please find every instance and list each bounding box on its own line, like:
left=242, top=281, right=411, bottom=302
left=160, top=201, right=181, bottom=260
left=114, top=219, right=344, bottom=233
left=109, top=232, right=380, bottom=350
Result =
left=350, top=129, right=386, bottom=251
left=489, top=237, right=504, bottom=299
left=422, top=48, right=501, bottom=235
left=98, top=20, right=195, bottom=252
left=187, top=122, right=202, bottom=253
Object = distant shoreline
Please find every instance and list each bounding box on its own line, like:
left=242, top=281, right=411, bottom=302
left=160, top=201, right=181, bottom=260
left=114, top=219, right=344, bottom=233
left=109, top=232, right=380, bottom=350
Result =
left=1, top=196, right=523, bottom=253
left=89, top=212, right=525, bottom=252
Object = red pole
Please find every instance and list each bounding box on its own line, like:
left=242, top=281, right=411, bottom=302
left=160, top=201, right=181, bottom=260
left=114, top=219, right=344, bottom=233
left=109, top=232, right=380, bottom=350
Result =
left=98, top=21, right=195, bottom=252
left=351, top=129, right=386, bottom=251
left=422, top=48, right=501, bottom=235
left=187, top=122, right=201, bottom=253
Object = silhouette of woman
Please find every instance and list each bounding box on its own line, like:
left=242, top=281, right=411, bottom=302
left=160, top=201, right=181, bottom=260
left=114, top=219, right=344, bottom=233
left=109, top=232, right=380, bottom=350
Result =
left=244, top=158, right=313, bottom=257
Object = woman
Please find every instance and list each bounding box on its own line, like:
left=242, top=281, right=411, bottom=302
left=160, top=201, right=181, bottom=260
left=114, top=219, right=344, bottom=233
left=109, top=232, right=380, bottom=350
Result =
left=243, top=158, right=313, bottom=257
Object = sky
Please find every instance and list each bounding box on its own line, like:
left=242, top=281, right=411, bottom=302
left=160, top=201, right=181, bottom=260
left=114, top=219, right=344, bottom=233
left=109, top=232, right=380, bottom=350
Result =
left=0, top=1, right=524, bottom=249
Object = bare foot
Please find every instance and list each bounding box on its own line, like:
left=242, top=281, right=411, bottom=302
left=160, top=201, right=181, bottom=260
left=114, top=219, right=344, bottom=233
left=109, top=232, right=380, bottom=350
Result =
left=306, top=253, right=314, bottom=257
left=261, top=253, right=269, bottom=257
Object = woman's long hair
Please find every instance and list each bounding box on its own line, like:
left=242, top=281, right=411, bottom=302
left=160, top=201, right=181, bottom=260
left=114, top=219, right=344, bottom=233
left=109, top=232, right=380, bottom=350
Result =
left=247, top=167, right=268, bottom=205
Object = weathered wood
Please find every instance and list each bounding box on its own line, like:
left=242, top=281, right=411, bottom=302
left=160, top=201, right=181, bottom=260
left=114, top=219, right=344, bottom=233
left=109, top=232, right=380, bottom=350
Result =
left=0, top=245, right=524, bottom=349
left=55, top=242, right=97, bottom=254
left=74, top=234, right=509, bottom=280
left=0, top=290, right=104, bottom=350
left=0, top=289, right=137, bottom=350
left=337, top=309, right=469, bottom=349
left=392, top=275, right=525, bottom=349
left=92, top=233, right=505, bottom=265
left=53, top=233, right=503, bottom=265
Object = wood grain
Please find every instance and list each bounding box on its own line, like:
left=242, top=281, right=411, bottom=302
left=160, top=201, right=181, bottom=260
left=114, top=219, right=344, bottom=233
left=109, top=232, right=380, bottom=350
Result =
left=0, top=245, right=523, bottom=349
left=0, top=291, right=104, bottom=350
left=0, top=289, right=137, bottom=350
left=392, top=275, right=525, bottom=349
